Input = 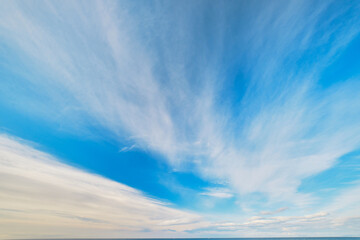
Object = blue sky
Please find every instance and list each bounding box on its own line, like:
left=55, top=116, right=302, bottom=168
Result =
left=1, top=0, right=360, bottom=238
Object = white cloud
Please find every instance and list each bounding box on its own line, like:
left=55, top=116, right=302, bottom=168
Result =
left=190, top=211, right=360, bottom=237
left=119, top=144, right=137, bottom=152
left=0, top=0, right=360, bottom=208
left=0, top=133, right=360, bottom=237
left=201, top=188, right=233, bottom=199
left=260, top=207, right=288, bottom=216
left=0, top=134, right=206, bottom=239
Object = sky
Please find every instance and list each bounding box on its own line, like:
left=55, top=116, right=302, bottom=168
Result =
left=1, top=0, right=360, bottom=238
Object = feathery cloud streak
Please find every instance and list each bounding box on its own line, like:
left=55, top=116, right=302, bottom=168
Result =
left=1, top=0, right=360, bottom=205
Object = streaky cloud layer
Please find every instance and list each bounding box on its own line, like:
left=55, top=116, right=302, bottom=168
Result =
left=0, top=134, right=204, bottom=239
left=1, top=134, right=360, bottom=238
left=0, top=1, right=360, bottom=235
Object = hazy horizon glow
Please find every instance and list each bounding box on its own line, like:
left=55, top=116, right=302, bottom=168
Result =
left=0, top=0, right=360, bottom=238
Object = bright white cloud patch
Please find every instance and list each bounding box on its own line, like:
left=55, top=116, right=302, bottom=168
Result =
left=0, top=135, right=205, bottom=239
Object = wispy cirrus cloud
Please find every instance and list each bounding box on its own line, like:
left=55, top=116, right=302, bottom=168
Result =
left=1, top=0, right=360, bottom=209
left=200, top=188, right=233, bottom=199
left=260, top=207, right=288, bottom=216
